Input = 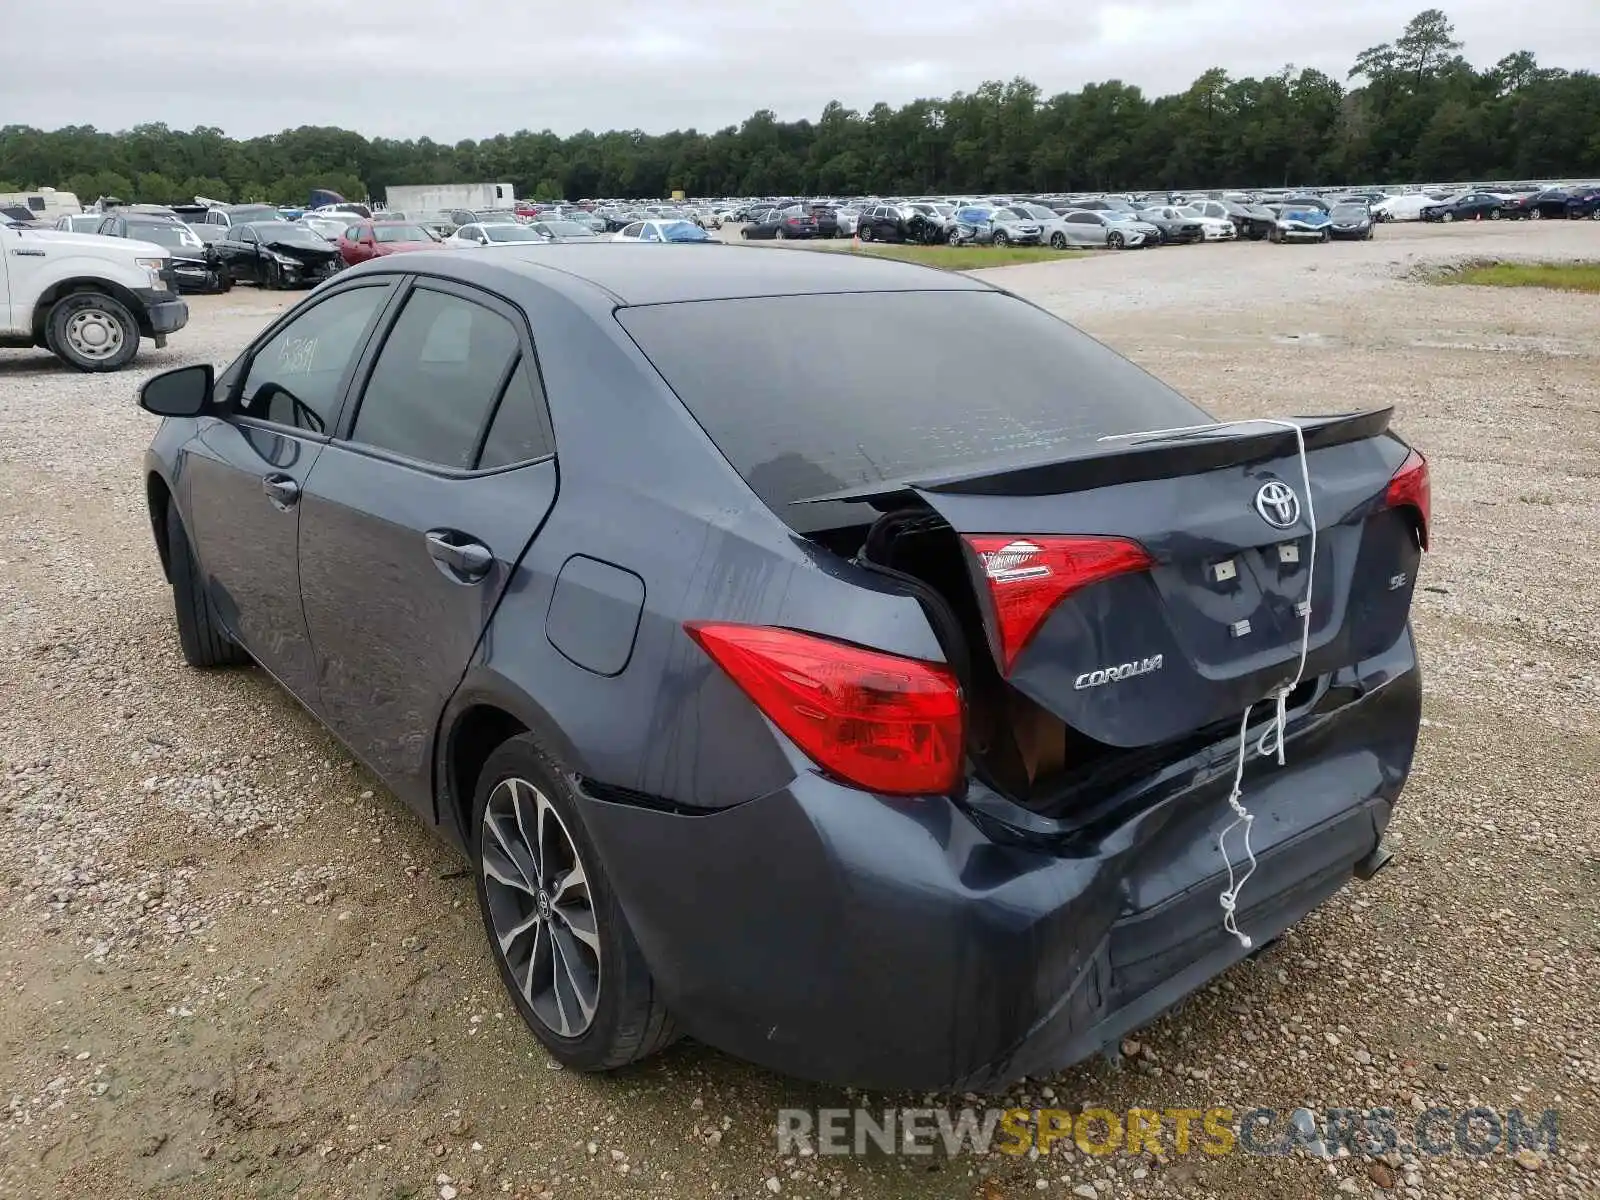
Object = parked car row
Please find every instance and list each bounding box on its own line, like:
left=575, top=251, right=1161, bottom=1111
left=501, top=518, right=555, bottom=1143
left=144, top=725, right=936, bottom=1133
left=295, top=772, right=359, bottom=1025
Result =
left=725, top=195, right=1379, bottom=250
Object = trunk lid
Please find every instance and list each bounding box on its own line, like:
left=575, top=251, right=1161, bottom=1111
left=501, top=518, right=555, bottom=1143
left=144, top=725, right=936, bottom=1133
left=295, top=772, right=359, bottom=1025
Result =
left=806, top=411, right=1424, bottom=748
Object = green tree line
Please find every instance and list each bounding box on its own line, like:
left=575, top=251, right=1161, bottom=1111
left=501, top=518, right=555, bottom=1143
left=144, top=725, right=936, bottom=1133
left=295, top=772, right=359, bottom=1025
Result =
left=2, top=11, right=1595, bottom=206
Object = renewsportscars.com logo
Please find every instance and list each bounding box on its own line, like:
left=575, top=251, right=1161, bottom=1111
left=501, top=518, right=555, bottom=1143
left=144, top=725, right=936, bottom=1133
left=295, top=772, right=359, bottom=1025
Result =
left=775, top=1106, right=1559, bottom=1159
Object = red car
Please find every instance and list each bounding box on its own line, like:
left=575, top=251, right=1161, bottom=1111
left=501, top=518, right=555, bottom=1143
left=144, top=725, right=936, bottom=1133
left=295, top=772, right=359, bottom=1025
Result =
left=337, top=221, right=438, bottom=266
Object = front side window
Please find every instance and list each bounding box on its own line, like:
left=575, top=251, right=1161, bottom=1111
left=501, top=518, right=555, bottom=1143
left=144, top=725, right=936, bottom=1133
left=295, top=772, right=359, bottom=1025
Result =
left=348, top=289, right=520, bottom=469
left=236, top=286, right=390, bottom=433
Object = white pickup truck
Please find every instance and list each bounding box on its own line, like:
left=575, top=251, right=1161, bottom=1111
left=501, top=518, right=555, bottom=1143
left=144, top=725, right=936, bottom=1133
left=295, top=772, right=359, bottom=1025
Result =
left=0, top=220, right=189, bottom=371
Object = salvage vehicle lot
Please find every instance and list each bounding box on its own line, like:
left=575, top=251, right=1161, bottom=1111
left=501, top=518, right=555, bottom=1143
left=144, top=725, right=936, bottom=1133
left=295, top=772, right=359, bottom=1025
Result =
left=1, top=221, right=1597, bottom=1198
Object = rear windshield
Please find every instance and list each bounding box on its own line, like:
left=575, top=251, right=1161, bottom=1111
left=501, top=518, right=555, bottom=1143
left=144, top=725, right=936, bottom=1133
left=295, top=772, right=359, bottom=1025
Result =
left=619, top=291, right=1206, bottom=518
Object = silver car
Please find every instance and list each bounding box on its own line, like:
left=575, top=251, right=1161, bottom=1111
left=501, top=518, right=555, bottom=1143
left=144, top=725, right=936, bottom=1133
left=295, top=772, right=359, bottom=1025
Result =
left=950, top=206, right=1042, bottom=246
left=1006, top=203, right=1076, bottom=249
left=1057, top=209, right=1158, bottom=249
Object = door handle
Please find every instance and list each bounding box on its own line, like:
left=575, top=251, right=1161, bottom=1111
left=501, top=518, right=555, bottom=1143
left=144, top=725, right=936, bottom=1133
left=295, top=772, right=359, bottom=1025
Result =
left=425, top=530, right=493, bottom=582
left=262, top=474, right=300, bottom=509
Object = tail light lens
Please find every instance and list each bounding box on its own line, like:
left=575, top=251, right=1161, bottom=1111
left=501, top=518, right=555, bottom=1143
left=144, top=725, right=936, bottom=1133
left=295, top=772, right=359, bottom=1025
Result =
left=1384, top=449, right=1431, bottom=550
left=684, top=623, right=964, bottom=796
left=964, top=535, right=1153, bottom=673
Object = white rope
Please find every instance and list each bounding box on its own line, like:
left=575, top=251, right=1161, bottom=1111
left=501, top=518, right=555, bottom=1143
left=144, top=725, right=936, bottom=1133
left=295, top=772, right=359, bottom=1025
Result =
left=1100, top=419, right=1318, bottom=949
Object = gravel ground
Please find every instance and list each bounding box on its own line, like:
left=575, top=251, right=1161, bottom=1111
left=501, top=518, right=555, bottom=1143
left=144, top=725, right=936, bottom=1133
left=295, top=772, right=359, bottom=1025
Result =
left=1, top=221, right=1596, bottom=1200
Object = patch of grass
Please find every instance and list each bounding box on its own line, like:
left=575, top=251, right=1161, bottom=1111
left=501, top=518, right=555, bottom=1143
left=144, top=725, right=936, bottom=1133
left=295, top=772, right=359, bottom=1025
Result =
left=844, top=244, right=1085, bottom=270
left=1437, top=261, right=1600, bottom=293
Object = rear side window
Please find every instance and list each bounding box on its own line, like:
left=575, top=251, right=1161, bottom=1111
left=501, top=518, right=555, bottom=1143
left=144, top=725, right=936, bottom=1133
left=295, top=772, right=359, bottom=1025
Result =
left=478, top=360, right=553, bottom=468
left=349, top=288, right=519, bottom=468
left=619, top=291, right=1206, bottom=513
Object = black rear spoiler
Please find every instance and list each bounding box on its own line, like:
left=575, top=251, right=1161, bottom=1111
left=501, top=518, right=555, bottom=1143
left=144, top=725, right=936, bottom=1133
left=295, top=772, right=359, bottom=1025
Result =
left=791, top=408, right=1394, bottom=508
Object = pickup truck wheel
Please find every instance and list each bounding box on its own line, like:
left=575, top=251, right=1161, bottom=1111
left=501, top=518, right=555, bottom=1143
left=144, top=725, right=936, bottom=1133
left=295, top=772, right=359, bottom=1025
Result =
left=46, top=293, right=140, bottom=373
left=165, top=505, right=250, bottom=669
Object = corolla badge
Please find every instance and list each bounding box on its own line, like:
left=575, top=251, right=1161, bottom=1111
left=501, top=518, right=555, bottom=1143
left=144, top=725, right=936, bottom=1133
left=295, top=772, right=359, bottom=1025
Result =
left=1075, top=655, right=1163, bottom=690
left=1253, top=480, right=1301, bottom=530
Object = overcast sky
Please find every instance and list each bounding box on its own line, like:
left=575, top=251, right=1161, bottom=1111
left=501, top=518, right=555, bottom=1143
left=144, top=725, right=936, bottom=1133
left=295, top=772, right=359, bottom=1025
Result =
left=7, top=1, right=1597, bottom=141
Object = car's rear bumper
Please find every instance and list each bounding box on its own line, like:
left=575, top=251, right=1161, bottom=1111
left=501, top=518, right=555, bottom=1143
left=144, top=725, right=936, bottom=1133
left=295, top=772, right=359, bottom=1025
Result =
left=577, top=630, right=1421, bottom=1091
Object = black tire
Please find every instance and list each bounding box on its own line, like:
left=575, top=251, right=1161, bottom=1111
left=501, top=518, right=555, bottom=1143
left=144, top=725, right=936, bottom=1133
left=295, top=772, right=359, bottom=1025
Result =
left=992, top=230, right=1010, bottom=247
left=44, top=292, right=140, bottom=373
left=1108, top=232, right=1125, bottom=250
left=1049, top=232, right=1066, bottom=249
left=858, top=223, right=873, bottom=242
left=471, top=734, right=677, bottom=1071
left=263, top=260, right=281, bottom=289
left=1319, top=229, right=1330, bottom=243
left=1489, top=209, right=1501, bottom=220
left=739, top=228, right=749, bottom=239
left=947, top=227, right=962, bottom=245
left=165, top=504, right=249, bottom=668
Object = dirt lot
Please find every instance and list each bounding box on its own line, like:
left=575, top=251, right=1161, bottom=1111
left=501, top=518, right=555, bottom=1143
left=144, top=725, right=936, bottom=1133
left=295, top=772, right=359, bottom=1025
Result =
left=1, top=221, right=1597, bottom=1200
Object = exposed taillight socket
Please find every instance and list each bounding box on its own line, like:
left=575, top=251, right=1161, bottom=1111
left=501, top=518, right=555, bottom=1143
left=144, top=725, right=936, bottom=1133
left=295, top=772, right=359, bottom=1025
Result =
left=684, top=622, right=965, bottom=797
left=1384, top=449, right=1431, bottom=550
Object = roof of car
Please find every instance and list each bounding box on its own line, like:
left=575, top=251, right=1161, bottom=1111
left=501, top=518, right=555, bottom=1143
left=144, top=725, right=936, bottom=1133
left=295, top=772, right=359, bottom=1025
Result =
left=387, top=243, right=989, bottom=306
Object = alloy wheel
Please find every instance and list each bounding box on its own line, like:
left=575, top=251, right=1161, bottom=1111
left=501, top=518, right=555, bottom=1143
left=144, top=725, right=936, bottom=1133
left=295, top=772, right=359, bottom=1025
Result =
left=480, top=777, right=601, bottom=1038
left=64, top=307, right=125, bottom=362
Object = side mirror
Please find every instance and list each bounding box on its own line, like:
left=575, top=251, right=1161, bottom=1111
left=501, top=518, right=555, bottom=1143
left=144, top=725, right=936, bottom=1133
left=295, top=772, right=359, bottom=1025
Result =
left=140, top=363, right=214, bottom=417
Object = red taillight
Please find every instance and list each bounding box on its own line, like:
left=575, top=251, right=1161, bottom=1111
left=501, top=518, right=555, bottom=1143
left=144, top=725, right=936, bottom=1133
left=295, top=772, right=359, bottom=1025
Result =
left=964, top=535, right=1153, bottom=673
left=1384, top=449, right=1431, bottom=550
left=684, top=623, right=964, bottom=796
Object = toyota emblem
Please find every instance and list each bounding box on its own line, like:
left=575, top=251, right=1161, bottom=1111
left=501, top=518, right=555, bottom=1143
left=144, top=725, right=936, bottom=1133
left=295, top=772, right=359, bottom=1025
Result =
left=1253, top=480, right=1301, bottom=529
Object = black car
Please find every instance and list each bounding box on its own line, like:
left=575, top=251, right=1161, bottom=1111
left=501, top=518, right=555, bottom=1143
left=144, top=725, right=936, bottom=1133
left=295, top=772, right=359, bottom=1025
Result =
left=214, top=220, right=342, bottom=288
left=809, top=205, right=840, bottom=239
left=1507, top=188, right=1580, bottom=220
left=1420, top=193, right=1510, bottom=222
left=1190, top=200, right=1275, bottom=240
left=1327, top=203, right=1375, bottom=241
left=1135, top=207, right=1205, bottom=244
left=738, top=206, right=817, bottom=239
left=857, top=203, right=946, bottom=244
left=95, top=214, right=230, bottom=293
left=1563, top=186, right=1600, bottom=219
